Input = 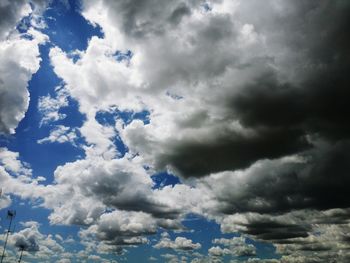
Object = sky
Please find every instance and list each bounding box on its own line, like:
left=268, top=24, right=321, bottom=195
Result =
left=0, top=0, right=349, bottom=262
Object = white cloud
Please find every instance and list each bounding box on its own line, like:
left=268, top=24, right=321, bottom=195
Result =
left=9, top=220, right=65, bottom=260
left=212, top=237, right=256, bottom=257
left=38, top=86, right=70, bottom=126
left=0, top=147, right=31, bottom=176
left=154, top=236, right=201, bottom=251
left=37, top=125, right=78, bottom=145
left=0, top=0, right=48, bottom=134
left=0, top=30, right=47, bottom=134
left=208, top=246, right=231, bottom=257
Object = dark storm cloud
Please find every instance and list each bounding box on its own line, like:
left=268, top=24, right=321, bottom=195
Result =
left=239, top=220, right=310, bottom=241
left=108, top=199, right=182, bottom=220
left=161, top=127, right=309, bottom=178
left=154, top=0, right=350, bottom=178
left=203, top=141, right=350, bottom=216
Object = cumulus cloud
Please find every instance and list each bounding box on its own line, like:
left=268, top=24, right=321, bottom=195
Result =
left=80, top=210, right=157, bottom=251
left=0, top=31, right=46, bottom=134
left=9, top=221, right=66, bottom=261
left=0, top=0, right=48, bottom=135
left=50, top=156, right=190, bottom=223
left=212, top=237, right=256, bottom=257
left=154, top=235, right=201, bottom=251
left=46, top=0, right=350, bottom=260
left=1, top=0, right=350, bottom=261
left=57, top=0, right=346, bottom=179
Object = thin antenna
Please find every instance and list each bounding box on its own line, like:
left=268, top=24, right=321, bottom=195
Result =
left=0, top=210, right=16, bottom=263
left=17, top=246, right=24, bottom=263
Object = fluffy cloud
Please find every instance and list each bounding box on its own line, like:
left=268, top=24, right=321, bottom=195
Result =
left=50, top=156, right=191, bottom=223
left=37, top=125, right=79, bottom=145
left=0, top=0, right=48, bottom=135
left=219, top=209, right=350, bottom=261
left=80, top=210, right=157, bottom=251
left=9, top=221, right=65, bottom=261
left=57, top=0, right=347, bottom=179
left=46, top=0, right=350, bottom=260
left=0, top=0, right=30, bottom=40
left=38, top=86, right=70, bottom=126
left=212, top=237, right=256, bottom=257
left=0, top=30, right=46, bottom=134
left=1, top=0, right=350, bottom=261
left=154, top=235, right=201, bottom=251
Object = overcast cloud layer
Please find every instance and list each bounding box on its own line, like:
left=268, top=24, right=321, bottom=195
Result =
left=0, top=0, right=349, bottom=262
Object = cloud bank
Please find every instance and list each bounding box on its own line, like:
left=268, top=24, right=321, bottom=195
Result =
left=1, top=0, right=349, bottom=262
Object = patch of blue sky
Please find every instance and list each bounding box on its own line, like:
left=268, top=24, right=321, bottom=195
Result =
left=203, top=2, right=213, bottom=12
left=123, top=243, right=162, bottom=263
left=181, top=214, right=225, bottom=250
left=95, top=108, right=151, bottom=127
left=151, top=172, right=181, bottom=189
left=253, top=241, right=280, bottom=261
left=118, top=109, right=151, bottom=125
left=41, top=0, right=104, bottom=52
left=16, top=14, right=32, bottom=34
left=54, top=96, right=86, bottom=128
left=114, top=50, right=133, bottom=63
left=95, top=110, right=118, bottom=127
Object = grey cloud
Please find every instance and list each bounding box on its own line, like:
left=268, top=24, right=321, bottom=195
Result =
left=119, top=0, right=350, bottom=179
left=160, top=127, right=309, bottom=178
left=10, top=221, right=65, bottom=260
left=220, top=210, right=350, bottom=262
left=14, top=235, right=40, bottom=252
left=93, top=0, right=202, bottom=38
left=0, top=0, right=27, bottom=40
left=196, top=141, right=350, bottom=222
left=73, top=159, right=182, bottom=219
left=80, top=211, right=157, bottom=254
left=48, top=0, right=350, bottom=260
left=77, top=0, right=350, bottom=183
left=168, top=3, right=191, bottom=25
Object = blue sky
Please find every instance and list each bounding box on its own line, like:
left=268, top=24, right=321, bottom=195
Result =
left=0, top=0, right=349, bottom=262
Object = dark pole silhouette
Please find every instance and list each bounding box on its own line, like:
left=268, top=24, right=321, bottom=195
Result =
left=0, top=210, right=16, bottom=263
left=17, top=246, right=24, bottom=263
